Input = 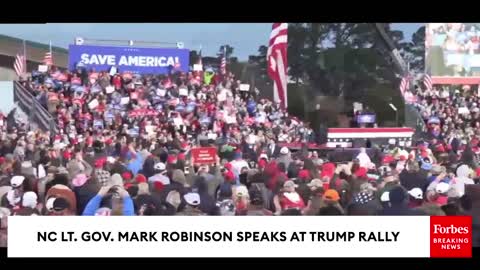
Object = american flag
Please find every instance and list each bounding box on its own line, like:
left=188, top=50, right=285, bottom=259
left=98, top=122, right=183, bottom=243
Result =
left=14, top=40, right=27, bottom=77
left=220, top=46, right=226, bottom=75
left=14, top=53, right=26, bottom=77
left=43, top=52, right=52, bottom=66
left=399, top=75, right=410, bottom=96
left=423, top=73, right=433, bottom=90
left=43, top=41, right=53, bottom=66
left=267, top=23, right=288, bottom=109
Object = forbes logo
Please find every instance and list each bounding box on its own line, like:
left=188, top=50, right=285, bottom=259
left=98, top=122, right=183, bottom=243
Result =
left=433, top=224, right=469, bottom=234
left=430, top=216, right=472, bottom=258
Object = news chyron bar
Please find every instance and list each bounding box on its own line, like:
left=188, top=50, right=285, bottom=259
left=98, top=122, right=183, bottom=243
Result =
left=7, top=216, right=472, bottom=258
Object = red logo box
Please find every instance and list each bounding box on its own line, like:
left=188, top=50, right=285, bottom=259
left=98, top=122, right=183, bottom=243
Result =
left=430, top=216, right=472, bottom=258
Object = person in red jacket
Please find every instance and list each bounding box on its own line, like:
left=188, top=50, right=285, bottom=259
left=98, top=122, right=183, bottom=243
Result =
left=273, top=180, right=305, bottom=215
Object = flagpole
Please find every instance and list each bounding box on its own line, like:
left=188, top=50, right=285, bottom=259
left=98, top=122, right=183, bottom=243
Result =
left=224, top=45, right=227, bottom=75
left=22, top=39, right=26, bottom=75
left=49, top=40, right=53, bottom=68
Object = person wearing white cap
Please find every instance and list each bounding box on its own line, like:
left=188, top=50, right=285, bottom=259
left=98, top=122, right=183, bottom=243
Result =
left=176, top=193, right=205, bottom=216
left=452, top=164, right=475, bottom=197
left=273, top=180, right=305, bottom=215
left=148, top=162, right=170, bottom=185
left=10, top=175, right=25, bottom=189
left=22, top=191, right=38, bottom=209
left=276, top=146, right=293, bottom=170
left=425, top=182, right=450, bottom=207
left=407, top=188, right=424, bottom=208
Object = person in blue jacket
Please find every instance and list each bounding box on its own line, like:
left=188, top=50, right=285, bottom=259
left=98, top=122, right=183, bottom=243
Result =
left=127, top=151, right=144, bottom=176
left=82, top=185, right=135, bottom=216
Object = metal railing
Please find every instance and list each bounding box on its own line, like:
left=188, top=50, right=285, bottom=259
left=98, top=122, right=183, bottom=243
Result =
left=13, top=81, right=58, bottom=135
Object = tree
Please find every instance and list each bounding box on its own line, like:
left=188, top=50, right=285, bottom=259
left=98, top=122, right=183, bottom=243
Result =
left=189, top=50, right=200, bottom=66
left=400, top=26, right=425, bottom=74
left=218, top=45, right=234, bottom=59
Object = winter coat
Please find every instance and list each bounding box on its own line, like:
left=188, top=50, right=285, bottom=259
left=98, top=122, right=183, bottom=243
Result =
left=74, top=182, right=99, bottom=215
left=399, top=170, right=430, bottom=192
left=454, top=164, right=475, bottom=197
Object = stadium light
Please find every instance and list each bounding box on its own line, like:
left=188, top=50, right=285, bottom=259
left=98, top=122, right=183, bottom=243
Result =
left=389, top=103, right=397, bottom=112
left=389, top=103, right=399, bottom=127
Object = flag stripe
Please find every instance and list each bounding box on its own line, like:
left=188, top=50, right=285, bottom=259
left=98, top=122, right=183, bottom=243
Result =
left=424, top=74, right=433, bottom=90
left=14, top=54, right=25, bottom=77
left=44, top=51, right=53, bottom=66
left=267, top=23, right=288, bottom=109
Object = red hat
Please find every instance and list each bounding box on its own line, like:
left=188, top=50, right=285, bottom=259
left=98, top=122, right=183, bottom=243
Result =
left=167, top=155, right=177, bottom=164
left=320, top=163, right=336, bottom=179
left=421, top=151, right=429, bottom=158
left=382, top=155, right=394, bottom=164
left=94, top=158, right=106, bottom=168
left=122, top=172, right=133, bottom=181
left=258, top=159, right=267, bottom=169
left=224, top=163, right=233, bottom=171
left=354, top=167, right=368, bottom=178
left=177, top=153, right=186, bottom=161
left=135, top=174, right=147, bottom=184
left=124, top=183, right=133, bottom=189
left=105, top=138, right=113, bottom=145
left=224, top=170, right=235, bottom=182
left=63, top=151, right=72, bottom=160
left=153, top=181, right=164, bottom=192
left=445, top=144, right=452, bottom=151
left=298, top=169, right=310, bottom=180
left=435, top=144, right=445, bottom=153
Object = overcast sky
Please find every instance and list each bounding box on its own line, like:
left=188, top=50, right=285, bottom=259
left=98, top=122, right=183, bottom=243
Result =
left=0, top=23, right=423, bottom=60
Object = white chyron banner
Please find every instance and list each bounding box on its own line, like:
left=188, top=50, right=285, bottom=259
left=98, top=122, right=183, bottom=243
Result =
left=8, top=216, right=431, bottom=258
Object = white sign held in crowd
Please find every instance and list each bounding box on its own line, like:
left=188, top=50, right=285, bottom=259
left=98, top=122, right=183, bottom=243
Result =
left=88, top=99, right=99, bottom=110
left=458, top=107, right=470, bottom=114
left=239, top=84, right=250, bottom=91
left=121, top=97, right=130, bottom=105
left=179, top=88, right=188, bottom=96
left=157, top=89, right=166, bottom=97
left=106, top=86, right=115, bottom=94
left=38, top=65, right=48, bottom=73
left=193, top=64, right=203, bottom=71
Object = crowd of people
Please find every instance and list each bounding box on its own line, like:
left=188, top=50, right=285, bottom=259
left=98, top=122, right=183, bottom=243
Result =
left=0, top=64, right=479, bottom=246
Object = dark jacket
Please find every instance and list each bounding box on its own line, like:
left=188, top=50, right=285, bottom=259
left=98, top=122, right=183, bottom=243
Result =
left=74, top=183, right=99, bottom=215
left=399, top=170, right=430, bottom=192
left=267, top=144, right=281, bottom=159
left=192, top=177, right=218, bottom=215
left=142, top=156, right=157, bottom=179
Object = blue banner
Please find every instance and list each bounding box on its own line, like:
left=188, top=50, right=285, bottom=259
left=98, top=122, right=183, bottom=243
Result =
left=69, top=45, right=190, bottom=74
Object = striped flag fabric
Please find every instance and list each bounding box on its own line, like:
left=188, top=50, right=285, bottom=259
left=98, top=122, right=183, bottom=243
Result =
left=399, top=75, right=410, bottom=95
left=14, top=53, right=26, bottom=77
left=14, top=40, right=27, bottom=77
left=267, top=23, right=288, bottom=109
left=220, top=46, right=226, bottom=75
left=424, top=73, right=433, bottom=90
left=43, top=52, right=53, bottom=66
left=43, top=41, right=53, bottom=66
